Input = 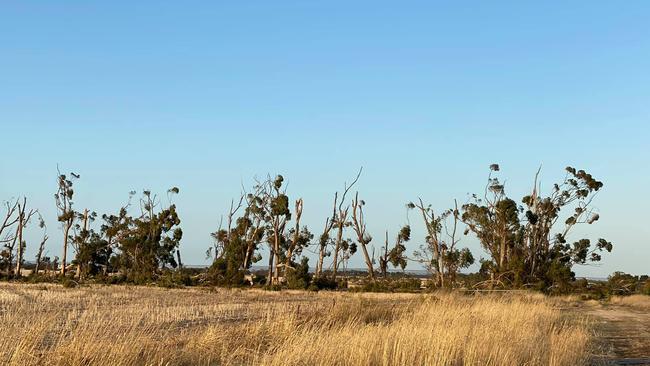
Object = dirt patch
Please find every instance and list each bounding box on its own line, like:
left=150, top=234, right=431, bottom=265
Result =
left=583, top=302, right=650, bottom=365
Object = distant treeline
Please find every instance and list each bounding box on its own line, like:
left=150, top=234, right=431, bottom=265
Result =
left=2, top=164, right=645, bottom=295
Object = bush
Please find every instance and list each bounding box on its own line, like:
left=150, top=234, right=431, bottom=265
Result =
left=206, top=259, right=246, bottom=287
left=62, top=278, right=78, bottom=288
left=286, top=258, right=312, bottom=290
left=311, top=276, right=338, bottom=291
left=157, top=269, right=197, bottom=288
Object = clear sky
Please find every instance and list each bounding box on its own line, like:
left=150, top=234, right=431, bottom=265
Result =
left=1, top=1, right=648, bottom=277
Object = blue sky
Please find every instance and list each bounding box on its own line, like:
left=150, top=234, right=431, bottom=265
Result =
left=1, top=1, right=648, bottom=277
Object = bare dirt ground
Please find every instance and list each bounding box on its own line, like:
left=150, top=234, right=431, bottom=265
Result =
left=582, top=300, right=650, bottom=365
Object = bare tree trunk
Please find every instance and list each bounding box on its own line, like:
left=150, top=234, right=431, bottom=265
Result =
left=331, top=170, right=361, bottom=280
left=351, top=193, right=374, bottom=279
left=35, top=235, right=47, bottom=275
left=15, top=209, right=25, bottom=276
left=360, top=243, right=374, bottom=279
left=76, top=209, right=89, bottom=279
left=7, top=225, right=18, bottom=277
left=381, top=231, right=389, bottom=278
left=316, top=246, right=325, bottom=277
left=316, top=195, right=337, bottom=278
left=272, top=219, right=281, bottom=284
left=243, top=250, right=250, bottom=270
left=284, top=199, right=303, bottom=276
left=332, top=222, right=343, bottom=279
left=176, top=249, right=183, bottom=269
left=438, top=249, right=445, bottom=287
left=62, top=224, right=70, bottom=276
left=499, top=225, right=506, bottom=272
left=266, top=248, right=274, bottom=285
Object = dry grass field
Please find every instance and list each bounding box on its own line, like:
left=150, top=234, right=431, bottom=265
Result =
left=0, top=283, right=593, bottom=366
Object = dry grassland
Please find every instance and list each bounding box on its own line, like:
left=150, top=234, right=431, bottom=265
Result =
left=0, top=283, right=591, bottom=365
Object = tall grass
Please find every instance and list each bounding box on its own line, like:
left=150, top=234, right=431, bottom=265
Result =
left=0, top=284, right=590, bottom=365
left=608, top=295, right=650, bottom=311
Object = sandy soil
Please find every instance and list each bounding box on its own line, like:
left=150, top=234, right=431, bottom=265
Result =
left=583, top=302, right=650, bottom=365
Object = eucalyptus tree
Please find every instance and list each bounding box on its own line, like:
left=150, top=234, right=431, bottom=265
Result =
left=378, top=226, right=411, bottom=277
left=34, top=226, right=49, bottom=275
left=315, top=194, right=336, bottom=278
left=388, top=225, right=410, bottom=271
left=519, top=166, right=612, bottom=289
left=98, top=196, right=133, bottom=276
left=331, top=168, right=362, bottom=280
left=71, top=208, right=124, bottom=279
left=240, top=193, right=266, bottom=270
left=208, top=195, right=245, bottom=264
left=69, top=209, right=98, bottom=278
left=14, top=197, right=41, bottom=276
left=283, top=199, right=313, bottom=277
left=351, top=193, right=375, bottom=279
left=462, top=164, right=519, bottom=279
left=55, top=169, right=79, bottom=275
left=208, top=192, right=265, bottom=285
left=112, top=188, right=183, bottom=282
left=0, top=199, right=20, bottom=275
left=379, top=231, right=389, bottom=278
left=462, top=164, right=613, bottom=290
left=252, top=175, right=292, bottom=285
left=409, top=199, right=474, bottom=287
left=0, top=199, right=19, bottom=247
left=207, top=177, right=309, bottom=287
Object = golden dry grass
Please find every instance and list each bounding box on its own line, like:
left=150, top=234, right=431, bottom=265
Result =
left=0, top=283, right=591, bottom=366
left=608, top=295, right=650, bottom=311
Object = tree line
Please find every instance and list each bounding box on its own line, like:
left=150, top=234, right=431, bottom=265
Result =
left=0, top=164, right=616, bottom=292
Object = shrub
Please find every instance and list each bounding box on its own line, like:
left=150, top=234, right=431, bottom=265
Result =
left=61, top=278, right=78, bottom=288
left=286, top=258, right=312, bottom=290
left=311, top=276, right=338, bottom=291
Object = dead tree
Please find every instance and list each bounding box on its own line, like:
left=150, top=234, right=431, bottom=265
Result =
left=14, top=197, right=38, bottom=276
left=0, top=199, right=19, bottom=242
left=315, top=193, right=337, bottom=278
left=379, top=231, right=389, bottom=278
left=351, top=192, right=374, bottom=279
left=410, top=199, right=474, bottom=287
left=0, top=199, right=19, bottom=275
left=411, top=198, right=446, bottom=286
left=331, top=168, right=362, bottom=280
left=34, top=233, right=49, bottom=275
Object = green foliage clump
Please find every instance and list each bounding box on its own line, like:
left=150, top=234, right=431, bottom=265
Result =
left=286, top=257, right=312, bottom=290
left=206, top=257, right=245, bottom=287
left=462, top=165, right=613, bottom=291
left=607, top=272, right=648, bottom=296
left=61, top=278, right=78, bottom=288
left=310, top=276, right=338, bottom=291
left=157, top=269, right=196, bottom=288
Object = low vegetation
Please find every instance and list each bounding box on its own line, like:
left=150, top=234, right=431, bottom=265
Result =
left=0, top=283, right=591, bottom=366
left=608, top=295, right=650, bottom=311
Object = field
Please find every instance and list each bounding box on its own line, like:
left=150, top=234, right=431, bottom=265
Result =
left=0, top=283, right=604, bottom=366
